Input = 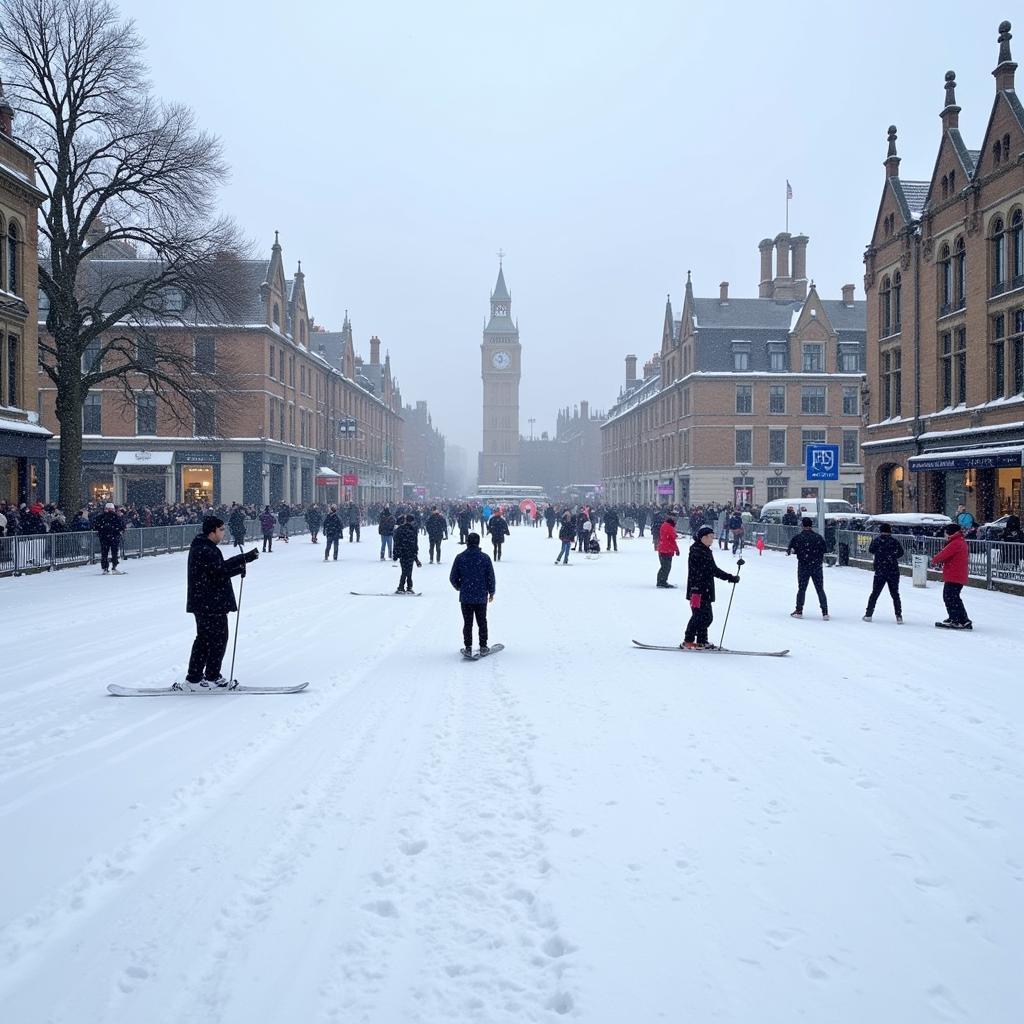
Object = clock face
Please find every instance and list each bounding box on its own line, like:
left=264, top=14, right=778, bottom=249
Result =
left=491, top=350, right=511, bottom=370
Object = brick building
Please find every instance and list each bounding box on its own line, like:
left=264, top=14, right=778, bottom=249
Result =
left=862, top=20, right=1024, bottom=520
left=0, top=75, right=49, bottom=504
left=39, top=235, right=404, bottom=507
left=603, top=237, right=866, bottom=507
left=402, top=399, right=446, bottom=500
left=518, top=399, right=606, bottom=499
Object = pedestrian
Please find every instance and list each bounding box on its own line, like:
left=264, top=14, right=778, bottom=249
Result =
left=555, top=512, right=574, bottom=564
left=179, top=515, right=259, bottom=690
left=227, top=502, right=246, bottom=549
left=425, top=506, right=448, bottom=563
left=488, top=508, right=509, bottom=561
left=305, top=503, right=322, bottom=543
left=716, top=507, right=729, bottom=550
left=655, top=515, right=679, bottom=588
left=93, top=502, right=125, bottom=574
left=277, top=502, right=291, bottom=542
left=378, top=505, right=396, bottom=560
left=603, top=507, right=619, bottom=551
left=728, top=510, right=745, bottom=555
left=682, top=526, right=741, bottom=649
left=346, top=502, right=361, bottom=542
left=393, top=514, right=421, bottom=593
left=259, top=506, right=275, bottom=552
left=786, top=517, right=829, bottom=619
left=323, top=504, right=343, bottom=561
left=449, top=531, right=496, bottom=656
left=863, top=523, right=904, bottom=623
left=544, top=504, right=557, bottom=538
left=931, top=523, right=971, bottom=629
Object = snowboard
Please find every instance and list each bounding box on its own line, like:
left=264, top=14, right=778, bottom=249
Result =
left=632, top=640, right=789, bottom=658
left=108, top=682, right=309, bottom=696
left=350, top=591, right=422, bottom=597
left=460, top=643, right=505, bottom=661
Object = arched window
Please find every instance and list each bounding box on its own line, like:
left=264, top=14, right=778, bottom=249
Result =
left=991, top=216, right=1005, bottom=292
left=1011, top=209, right=1024, bottom=284
left=880, top=275, right=892, bottom=336
left=6, top=220, right=17, bottom=295
left=939, top=243, right=952, bottom=311
left=893, top=271, right=902, bottom=332
left=954, top=237, right=966, bottom=308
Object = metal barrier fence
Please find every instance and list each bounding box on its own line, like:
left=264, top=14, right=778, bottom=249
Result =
left=0, top=517, right=310, bottom=578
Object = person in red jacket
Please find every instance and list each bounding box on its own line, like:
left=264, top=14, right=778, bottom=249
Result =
left=656, top=515, right=680, bottom=588
left=931, top=523, right=971, bottom=629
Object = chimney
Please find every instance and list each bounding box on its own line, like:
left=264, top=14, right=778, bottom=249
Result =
left=884, top=125, right=901, bottom=179
left=625, top=354, right=637, bottom=385
left=758, top=239, right=774, bottom=298
left=719, top=281, right=729, bottom=304
left=993, top=21, right=1016, bottom=92
left=791, top=235, right=809, bottom=301
left=773, top=232, right=793, bottom=302
left=842, top=284, right=856, bottom=305
left=941, top=70, right=961, bottom=130
left=580, top=400, right=589, bottom=420
left=369, top=336, right=381, bottom=364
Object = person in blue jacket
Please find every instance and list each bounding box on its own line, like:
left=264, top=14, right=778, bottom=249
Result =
left=448, top=531, right=496, bottom=655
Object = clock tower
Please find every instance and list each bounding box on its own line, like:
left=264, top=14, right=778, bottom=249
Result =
left=478, top=260, right=521, bottom=486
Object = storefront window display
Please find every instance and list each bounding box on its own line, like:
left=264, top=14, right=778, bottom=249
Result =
left=182, top=465, right=213, bottom=504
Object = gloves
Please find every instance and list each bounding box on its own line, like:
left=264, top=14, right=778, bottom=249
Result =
left=736, top=558, right=745, bottom=568
left=245, top=548, right=259, bottom=563
left=416, top=560, right=422, bottom=567
left=729, top=574, right=740, bottom=584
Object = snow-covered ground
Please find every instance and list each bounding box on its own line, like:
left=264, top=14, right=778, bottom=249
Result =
left=1, top=525, right=1020, bottom=1023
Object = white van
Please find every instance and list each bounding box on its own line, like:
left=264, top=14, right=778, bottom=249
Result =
left=759, top=497, right=855, bottom=523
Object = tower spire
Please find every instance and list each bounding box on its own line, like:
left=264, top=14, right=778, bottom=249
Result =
left=994, top=20, right=1016, bottom=91
left=941, top=71, right=961, bottom=130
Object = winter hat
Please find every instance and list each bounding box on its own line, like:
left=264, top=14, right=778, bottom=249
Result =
left=801, top=517, right=814, bottom=528
left=879, top=523, right=892, bottom=534
left=697, top=526, right=715, bottom=540
left=202, top=514, right=225, bottom=534
left=105, top=502, right=115, bottom=510
left=944, top=523, right=961, bottom=535
left=466, top=532, right=480, bottom=547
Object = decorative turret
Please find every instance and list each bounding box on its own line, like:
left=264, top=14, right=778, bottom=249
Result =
left=994, top=20, right=1016, bottom=91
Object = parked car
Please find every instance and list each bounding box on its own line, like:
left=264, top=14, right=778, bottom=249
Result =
left=978, top=515, right=1013, bottom=540
left=861, top=512, right=953, bottom=538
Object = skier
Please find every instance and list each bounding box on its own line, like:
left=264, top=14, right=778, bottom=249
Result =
left=378, top=505, right=396, bottom=560
left=323, top=504, right=343, bottom=561
left=227, top=502, right=246, bottom=549
left=393, top=514, right=421, bottom=593
left=425, top=506, right=448, bottom=563
left=786, top=517, right=829, bottom=619
left=488, top=509, right=509, bottom=561
left=259, top=506, right=275, bottom=552
left=931, top=523, right=971, bottom=629
left=655, top=515, right=679, bottom=588
left=93, top=502, right=125, bottom=574
left=863, top=522, right=904, bottom=623
left=449, top=531, right=496, bottom=656
left=179, top=515, right=258, bottom=690
left=682, top=526, right=741, bottom=649
left=555, top=512, right=574, bottom=564
left=305, top=504, right=322, bottom=543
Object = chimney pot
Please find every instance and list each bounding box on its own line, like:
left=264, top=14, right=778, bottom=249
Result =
left=580, top=400, right=589, bottom=420
left=719, top=281, right=729, bottom=303
left=842, top=284, right=856, bottom=305
left=625, top=353, right=637, bottom=384
left=369, top=336, right=381, bottom=364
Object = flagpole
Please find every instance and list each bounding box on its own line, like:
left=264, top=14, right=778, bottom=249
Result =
left=785, top=183, right=789, bottom=233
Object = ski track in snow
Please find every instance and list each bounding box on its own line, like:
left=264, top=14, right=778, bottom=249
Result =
left=0, top=530, right=1021, bottom=1022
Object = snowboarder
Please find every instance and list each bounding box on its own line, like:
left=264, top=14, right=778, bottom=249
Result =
left=425, top=506, right=448, bottom=563
left=449, top=531, right=496, bottom=656
left=682, top=526, right=741, bottom=649
left=786, top=517, right=829, bottom=619
left=180, top=516, right=258, bottom=690
left=393, top=514, right=421, bottom=592
left=655, top=515, right=679, bottom=588
left=259, top=506, right=275, bottom=552
left=93, top=502, right=125, bottom=574
left=323, top=504, right=343, bottom=561
left=931, top=523, right=971, bottom=629
left=863, top=522, right=904, bottom=622
left=487, top=509, right=509, bottom=561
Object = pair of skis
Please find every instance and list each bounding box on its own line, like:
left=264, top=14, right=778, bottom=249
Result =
left=632, top=640, right=789, bottom=658
left=350, top=591, right=422, bottom=597
left=108, top=682, right=309, bottom=697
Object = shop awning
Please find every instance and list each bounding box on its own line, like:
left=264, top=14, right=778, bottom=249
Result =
left=908, top=445, right=1024, bottom=472
left=113, top=450, right=175, bottom=466
left=317, top=466, right=340, bottom=477
left=0, top=416, right=51, bottom=459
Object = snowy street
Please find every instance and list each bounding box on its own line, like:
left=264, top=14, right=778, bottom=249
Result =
left=1, top=525, right=1021, bottom=1023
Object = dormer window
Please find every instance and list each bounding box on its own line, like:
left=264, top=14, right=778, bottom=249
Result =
left=272, top=302, right=281, bottom=328
left=164, top=287, right=184, bottom=312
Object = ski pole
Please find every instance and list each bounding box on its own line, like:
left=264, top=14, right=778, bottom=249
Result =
left=718, top=557, right=745, bottom=650
left=228, top=569, right=245, bottom=685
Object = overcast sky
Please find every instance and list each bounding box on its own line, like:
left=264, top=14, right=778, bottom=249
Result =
left=119, top=0, right=1014, bottom=461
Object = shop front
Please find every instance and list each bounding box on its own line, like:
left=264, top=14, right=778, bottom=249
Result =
left=176, top=451, right=220, bottom=505
left=0, top=417, right=50, bottom=504
left=113, top=450, right=174, bottom=507
left=909, top=446, right=1023, bottom=520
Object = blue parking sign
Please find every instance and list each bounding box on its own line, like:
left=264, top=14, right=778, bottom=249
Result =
left=806, top=444, right=840, bottom=481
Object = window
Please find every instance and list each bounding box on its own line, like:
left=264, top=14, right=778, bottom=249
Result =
left=769, top=429, right=786, bottom=464
left=769, top=384, right=786, bottom=414
left=800, top=385, right=826, bottom=414
left=300, top=365, right=305, bottom=394
left=735, top=385, right=752, bottom=414
left=880, top=275, right=892, bottom=336
left=1003, top=133, right=1011, bottom=163
left=940, top=332, right=953, bottom=407
left=954, top=237, right=966, bottom=308
left=802, top=344, right=824, bottom=372
left=955, top=327, right=967, bottom=404
left=842, top=386, right=859, bottom=416
left=893, top=271, right=902, bottom=332
left=164, top=288, right=184, bottom=312
left=941, top=175, right=948, bottom=200
left=735, top=429, right=752, bottom=464
left=278, top=350, right=285, bottom=381
left=801, top=429, right=827, bottom=463
left=279, top=400, right=285, bottom=440
left=838, top=346, right=860, bottom=372
left=6, top=334, right=17, bottom=406
left=273, top=302, right=281, bottom=328
left=289, top=355, right=295, bottom=387
left=992, top=314, right=1006, bottom=399
left=732, top=349, right=750, bottom=371
left=135, top=335, right=156, bottom=370
left=269, top=398, right=275, bottom=437
left=194, top=397, right=216, bottom=436
left=882, top=348, right=902, bottom=417
left=842, top=429, right=859, bottom=465
left=768, top=343, right=787, bottom=371
left=766, top=477, right=789, bottom=502
left=82, top=339, right=101, bottom=373
left=1012, top=210, right=1023, bottom=285
left=194, top=336, right=215, bottom=373
left=939, top=243, right=952, bottom=312
left=6, top=221, right=17, bottom=294
left=83, top=392, right=101, bottom=433
left=1013, top=309, right=1024, bottom=394
left=949, top=169, right=956, bottom=193
left=992, top=217, right=1006, bottom=294
left=136, top=393, right=156, bottom=435
left=269, top=345, right=275, bottom=376
left=994, top=140, right=1003, bottom=165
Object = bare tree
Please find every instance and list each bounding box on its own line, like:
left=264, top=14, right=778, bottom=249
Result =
left=0, top=0, right=250, bottom=506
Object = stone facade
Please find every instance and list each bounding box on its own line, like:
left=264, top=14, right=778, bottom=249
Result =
left=402, top=399, right=446, bottom=499
left=862, top=21, right=1024, bottom=521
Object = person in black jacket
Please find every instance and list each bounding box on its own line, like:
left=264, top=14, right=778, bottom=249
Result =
left=487, top=510, right=509, bottom=561
left=93, top=502, right=126, bottom=574
left=682, top=526, right=740, bottom=649
left=277, top=502, right=291, bottom=542
left=603, top=507, right=620, bottom=551
left=323, top=504, right=343, bottom=561
left=346, top=502, right=361, bottom=542
left=787, top=518, right=829, bottom=618
left=393, top=514, right=421, bottom=592
left=227, top=503, right=246, bottom=549
left=378, top=506, right=396, bottom=560
left=863, top=523, right=904, bottom=622
left=449, top=532, right=496, bottom=654
left=425, top=506, right=448, bottom=563
left=181, top=515, right=258, bottom=690
left=305, top=504, right=322, bottom=543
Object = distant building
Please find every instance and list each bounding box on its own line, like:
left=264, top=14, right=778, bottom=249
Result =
left=862, top=20, right=1023, bottom=520
left=403, top=400, right=445, bottom=499
left=519, top=401, right=606, bottom=498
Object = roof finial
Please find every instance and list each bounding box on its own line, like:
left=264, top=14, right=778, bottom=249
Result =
left=297, top=259, right=302, bottom=274
left=273, top=229, right=280, bottom=248
left=497, top=247, right=505, bottom=266
left=997, top=20, right=1013, bottom=64
left=886, top=125, right=898, bottom=158
left=686, top=270, right=691, bottom=283
left=944, top=70, right=957, bottom=108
